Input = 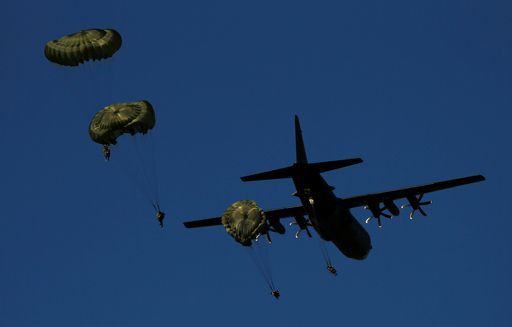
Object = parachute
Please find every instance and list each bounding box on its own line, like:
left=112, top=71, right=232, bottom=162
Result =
left=45, top=29, right=122, bottom=66
left=220, top=201, right=278, bottom=295
left=89, top=101, right=155, bottom=145
left=222, top=200, right=267, bottom=246
left=89, top=100, right=162, bottom=223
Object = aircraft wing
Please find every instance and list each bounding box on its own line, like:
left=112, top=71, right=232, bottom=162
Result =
left=183, top=205, right=306, bottom=228
left=183, top=217, right=223, bottom=228
left=341, top=174, right=485, bottom=209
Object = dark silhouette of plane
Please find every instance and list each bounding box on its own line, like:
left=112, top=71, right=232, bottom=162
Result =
left=183, top=116, right=485, bottom=260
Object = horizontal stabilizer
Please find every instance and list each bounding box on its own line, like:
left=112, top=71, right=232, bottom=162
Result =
left=240, top=158, right=363, bottom=182
left=241, top=165, right=296, bottom=182
left=309, top=158, right=363, bottom=173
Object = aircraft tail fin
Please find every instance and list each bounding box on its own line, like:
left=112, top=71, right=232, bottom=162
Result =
left=295, top=115, right=308, bottom=164
left=240, top=115, right=362, bottom=182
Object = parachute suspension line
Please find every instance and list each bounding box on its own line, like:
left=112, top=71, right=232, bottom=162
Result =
left=317, top=238, right=338, bottom=276
left=251, top=246, right=275, bottom=290
left=130, top=134, right=160, bottom=211
left=134, top=133, right=160, bottom=207
left=113, top=140, right=157, bottom=211
left=318, top=238, right=332, bottom=267
left=149, top=202, right=159, bottom=214
left=247, top=247, right=272, bottom=290
left=246, top=245, right=276, bottom=291
left=257, top=241, right=275, bottom=289
left=310, top=200, right=337, bottom=275
left=129, top=139, right=155, bottom=208
left=138, top=131, right=160, bottom=206
left=114, top=146, right=155, bottom=209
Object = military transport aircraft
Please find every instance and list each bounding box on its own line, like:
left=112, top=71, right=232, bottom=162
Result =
left=184, top=116, right=485, bottom=260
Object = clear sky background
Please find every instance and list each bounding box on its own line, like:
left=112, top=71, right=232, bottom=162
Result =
left=1, top=1, right=511, bottom=326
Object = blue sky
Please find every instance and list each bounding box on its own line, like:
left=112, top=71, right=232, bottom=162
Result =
left=1, top=1, right=511, bottom=326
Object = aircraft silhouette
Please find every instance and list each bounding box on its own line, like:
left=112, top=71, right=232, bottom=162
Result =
left=184, top=115, right=485, bottom=260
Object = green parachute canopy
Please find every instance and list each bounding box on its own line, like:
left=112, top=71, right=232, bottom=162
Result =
left=222, top=200, right=267, bottom=246
left=45, top=29, right=122, bottom=66
left=89, top=100, right=156, bottom=145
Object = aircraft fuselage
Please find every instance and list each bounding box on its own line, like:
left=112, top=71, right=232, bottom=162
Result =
left=292, top=164, right=372, bottom=260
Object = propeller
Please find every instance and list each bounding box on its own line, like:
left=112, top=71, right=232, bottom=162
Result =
left=290, top=215, right=313, bottom=239
left=401, top=194, right=432, bottom=220
left=254, top=232, right=273, bottom=244
left=364, top=202, right=392, bottom=228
